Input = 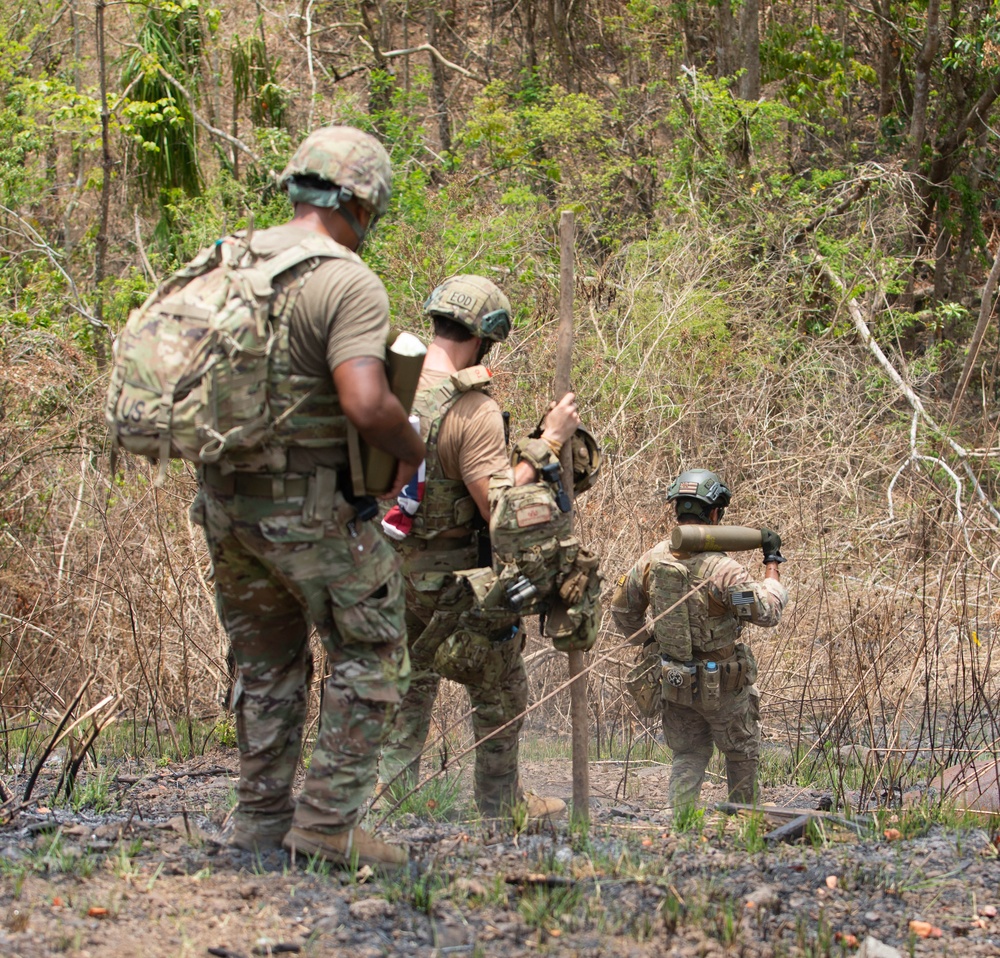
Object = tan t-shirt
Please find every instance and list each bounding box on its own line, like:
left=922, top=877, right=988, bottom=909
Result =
left=252, top=223, right=389, bottom=376
left=250, top=223, right=389, bottom=470
left=418, top=368, right=511, bottom=485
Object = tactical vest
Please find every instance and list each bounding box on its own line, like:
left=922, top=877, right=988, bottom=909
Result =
left=651, top=552, right=739, bottom=661
left=407, top=367, right=492, bottom=539
left=225, top=252, right=351, bottom=472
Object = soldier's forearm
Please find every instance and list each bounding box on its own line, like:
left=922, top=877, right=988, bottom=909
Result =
left=361, top=412, right=426, bottom=467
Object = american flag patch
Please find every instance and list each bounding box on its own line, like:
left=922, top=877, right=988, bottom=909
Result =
left=731, top=589, right=754, bottom=617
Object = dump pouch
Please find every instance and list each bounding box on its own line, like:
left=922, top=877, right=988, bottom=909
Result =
left=625, top=652, right=663, bottom=717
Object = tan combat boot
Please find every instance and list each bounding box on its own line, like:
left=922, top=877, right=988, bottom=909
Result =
left=524, top=793, right=567, bottom=820
left=282, top=825, right=408, bottom=873
left=222, top=811, right=293, bottom=852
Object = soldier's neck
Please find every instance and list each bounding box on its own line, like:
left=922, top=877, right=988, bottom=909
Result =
left=425, top=339, right=478, bottom=375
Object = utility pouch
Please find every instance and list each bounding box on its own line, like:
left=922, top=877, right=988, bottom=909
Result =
left=625, top=653, right=663, bottom=717
left=735, top=642, right=758, bottom=686
left=302, top=466, right=339, bottom=526
left=661, top=659, right=697, bottom=707
left=698, top=661, right=722, bottom=710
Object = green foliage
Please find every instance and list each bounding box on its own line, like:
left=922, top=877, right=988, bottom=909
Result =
left=673, top=804, right=705, bottom=833
left=230, top=23, right=288, bottom=130
left=517, top=882, right=585, bottom=933
left=119, top=0, right=205, bottom=199
left=457, top=75, right=656, bottom=237
left=380, top=772, right=466, bottom=823
left=762, top=24, right=876, bottom=126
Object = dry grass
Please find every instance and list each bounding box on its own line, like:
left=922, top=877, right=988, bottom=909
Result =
left=2, top=221, right=999, bottom=814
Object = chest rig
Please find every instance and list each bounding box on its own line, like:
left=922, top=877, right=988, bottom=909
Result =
left=406, top=366, right=492, bottom=539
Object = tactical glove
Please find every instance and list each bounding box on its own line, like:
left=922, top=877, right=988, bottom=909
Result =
left=545, top=601, right=598, bottom=653
left=552, top=630, right=597, bottom=653
left=760, top=528, right=785, bottom=565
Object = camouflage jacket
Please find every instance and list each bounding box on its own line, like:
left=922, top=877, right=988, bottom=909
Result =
left=611, top=540, right=788, bottom=661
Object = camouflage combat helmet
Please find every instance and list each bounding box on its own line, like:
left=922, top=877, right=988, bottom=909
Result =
left=521, top=422, right=601, bottom=495
left=423, top=275, right=513, bottom=342
left=666, top=468, right=731, bottom=522
left=570, top=425, right=602, bottom=494
left=279, top=126, right=392, bottom=229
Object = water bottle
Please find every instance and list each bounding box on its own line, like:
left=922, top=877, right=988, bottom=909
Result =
left=702, top=660, right=721, bottom=709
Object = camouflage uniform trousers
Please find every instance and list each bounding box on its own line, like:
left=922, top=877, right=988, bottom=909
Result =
left=661, top=683, right=761, bottom=811
left=192, top=482, right=409, bottom=834
left=380, top=559, right=527, bottom=816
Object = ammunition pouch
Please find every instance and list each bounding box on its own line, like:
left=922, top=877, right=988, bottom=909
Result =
left=432, top=621, right=519, bottom=685
left=511, top=436, right=559, bottom=474
left=661, top=660, right=698, bottom=707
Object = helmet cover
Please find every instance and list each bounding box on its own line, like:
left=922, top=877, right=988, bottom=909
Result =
left=423, top=275, right=512, bottom=342
left=570, top=425, right=601, bottom=494
left=279, top=126, right=392, bottom=217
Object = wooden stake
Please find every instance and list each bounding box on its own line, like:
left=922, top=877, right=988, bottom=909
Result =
left=556, top=210, right=590, bottom=830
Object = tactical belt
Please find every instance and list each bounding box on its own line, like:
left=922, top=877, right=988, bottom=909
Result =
left=693, top=643, right=737, bottom=662
left=201, top=465, right=311, bottom=500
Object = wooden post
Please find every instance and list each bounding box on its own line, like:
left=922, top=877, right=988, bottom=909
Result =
left=555, top=210, right=589, bottom=829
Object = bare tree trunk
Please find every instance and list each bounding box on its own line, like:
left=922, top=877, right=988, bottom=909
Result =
left=950, top=241, right=1000, bottom=418
left=549, top=0, right=572, bottom=86
left=426, top=8, right=451, bottom=153
left=716, top=0, right=736, bottom=80
left=873, top=0, right=898, bottom=118
left=737, top=0, right=760, bottom=100
left=909, top=0, right=941, bottom=162
left=92, top=0, right=111, bottom=370
left=360, top=0, right=393, bottom=117
left=955, top=127, right=989, bottom=292
left=931, top=219, right=951, bottom=307
left=518, top=0, right=538, bottom=73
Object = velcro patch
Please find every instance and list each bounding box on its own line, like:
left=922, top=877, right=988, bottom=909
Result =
left=515, top=503, right=552, bottom=528
left=678, top=481, right=700, bottom=495
left=731, top=589, right=755, bottom=618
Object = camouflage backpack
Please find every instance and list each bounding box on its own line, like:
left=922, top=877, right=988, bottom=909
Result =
left=105, top=227, right=360, bottom=482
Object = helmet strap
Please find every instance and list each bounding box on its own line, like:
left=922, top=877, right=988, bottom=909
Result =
left=474, top=338, right=493, bottom=365
left=335, top=196, right=368, bottom=245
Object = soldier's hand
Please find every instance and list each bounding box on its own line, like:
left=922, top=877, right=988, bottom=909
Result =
left=760, top=527, right=785, bottom=564
left=380, top=459, right=418, bottom=500
left=552, top=629, right=597, bottom=653
left=541, top=392, right=580, bottom=446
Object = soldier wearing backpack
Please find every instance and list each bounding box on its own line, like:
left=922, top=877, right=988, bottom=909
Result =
left=116, top=126, right=425, bottom=868
left=611, top=469, right=788, bottom=815
left=376, top=275, right=582, bottom=820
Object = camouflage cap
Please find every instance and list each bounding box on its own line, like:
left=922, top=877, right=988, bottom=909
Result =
left=423, top=275, right=512, bottom=342
left=279, top=126, right=392, bottom=216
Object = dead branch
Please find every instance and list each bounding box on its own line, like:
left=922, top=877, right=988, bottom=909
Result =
left=155, top=67, right=276, bottom=180
left=816, top=254, right=1000, bottom=526
left=322, top=43, right=488, bottom=86
left=949, top=237, right=1000, bottom=418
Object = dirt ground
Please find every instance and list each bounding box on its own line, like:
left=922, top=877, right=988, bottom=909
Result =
left=1, top=745, right=999, bottom=958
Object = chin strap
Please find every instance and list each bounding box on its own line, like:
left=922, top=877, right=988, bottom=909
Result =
left=335, top=197, right=368, bottom=244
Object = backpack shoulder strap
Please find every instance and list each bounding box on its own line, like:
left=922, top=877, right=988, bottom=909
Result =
left=254, top=234, right=363, bottom=284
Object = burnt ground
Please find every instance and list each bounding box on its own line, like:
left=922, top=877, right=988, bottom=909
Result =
left=1, top=746, right=999, bottom=958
